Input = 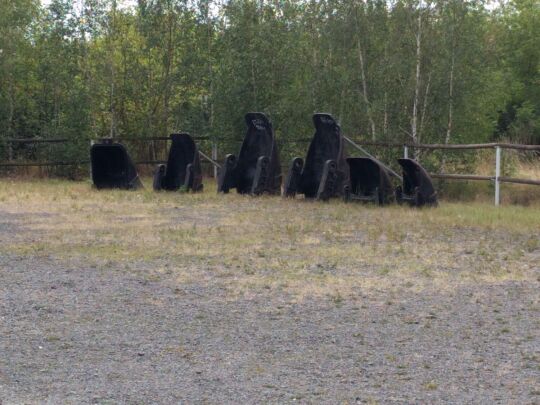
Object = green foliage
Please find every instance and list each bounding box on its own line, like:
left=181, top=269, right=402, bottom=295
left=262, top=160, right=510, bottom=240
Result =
left=0, top=0, right=538, bottom=174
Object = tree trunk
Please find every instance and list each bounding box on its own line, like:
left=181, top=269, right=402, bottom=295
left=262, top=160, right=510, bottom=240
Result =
left=441, top=34, right=456, bottom=172
left=251, top=58, right=257, bottom=107
left=162, top=10, right=174, bottom=133
left=311, top=47, right=317, bottom=111
left=7, top=81, right=14, bottom=161
left=383, top=43, right=389, bottom=138
left=419, top=70, right=432, bottom=142
left=338, top=86, right=346, bottom=124
left=411, top=12, right=422, bottom=159
left=207, top=1, right=214, bottom=139
left=445, top=51, right=455, bottom=145
left=357, top=39, right=376, bottom=140
left=109, top=67, right=115, bottom=138
left=109, top=0, right=117, bottom=139
left=383, top=91, right=388, bottom=138
left=354, top=5, right=376, bottom=140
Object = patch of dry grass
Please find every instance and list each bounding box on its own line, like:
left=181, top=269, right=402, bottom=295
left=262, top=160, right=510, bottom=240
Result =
left=1, top=178, right=538, bottom=299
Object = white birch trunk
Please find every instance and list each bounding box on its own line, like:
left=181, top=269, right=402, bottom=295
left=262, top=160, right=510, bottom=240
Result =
left=411, top=12, right=422, bottom=158
left=357, top=38, right=376, bottom=141
left=441, top=35, right=456, bottom=172
left=109, top=0, right=117, bottom=139
left=7, top=82, right=14, bottom=161
left=445, top=51, right=455, bottom=145
left=383, top=91, right=388, bottom=137
left=419, top=71, right=431, bottom=142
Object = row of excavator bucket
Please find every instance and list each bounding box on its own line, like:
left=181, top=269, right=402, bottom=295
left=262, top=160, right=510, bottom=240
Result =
left=89, top=113, right=437, bottom=207
left=343, top=157, right=437, bottom=206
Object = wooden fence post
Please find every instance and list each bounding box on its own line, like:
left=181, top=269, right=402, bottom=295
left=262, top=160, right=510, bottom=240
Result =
left=495, top=146, right=501, bottom=206
left=211, top=141, right=218, bottom=178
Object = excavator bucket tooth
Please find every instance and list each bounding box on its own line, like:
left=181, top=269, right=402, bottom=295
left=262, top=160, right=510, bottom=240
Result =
left=283, top=157, right=304, bottom=198
left=217, top=154, right=237, bottom=193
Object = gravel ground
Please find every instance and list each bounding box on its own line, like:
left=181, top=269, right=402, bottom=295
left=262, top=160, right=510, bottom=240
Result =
left=0, top=182, right=539, bottom=404
left=1, top=252, right=538, bottom=404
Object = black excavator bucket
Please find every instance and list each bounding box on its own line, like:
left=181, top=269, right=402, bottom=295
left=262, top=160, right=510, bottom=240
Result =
left=91, top=139, right=142, bottom=190
left=217, top=112, right=281, bottom=195
left=284, top=113, right=349, bottom=200
left=153, top=133, right=203, bottom=192
left=344, top=157, right=394, bottom=205
left=395, top=158, right=438, bottom=207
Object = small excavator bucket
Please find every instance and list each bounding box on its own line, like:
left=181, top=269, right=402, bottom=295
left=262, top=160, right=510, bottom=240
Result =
left=153, top=133, right=203, bottom=192
left=91, top=139, right=142, bottom=190
left=284, top=113, right=349, bottom=200
left=218, top=112, right=281, bottom=195
left=395, top=158, right=438, bottom=207
left=344, top=157, right=394, bottom=205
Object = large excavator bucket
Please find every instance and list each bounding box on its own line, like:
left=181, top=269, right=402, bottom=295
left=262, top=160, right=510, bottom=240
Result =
left=217, top=112, right=281, bottom=195
left=284, top=113, right=349, bottom=200
left=153, top=133, right=203, bottom=192
left=395, top=158, right=438, bottom=207
left=91, top=139, right=142, bottom=190
left=344, top=157, right=394, bottom=205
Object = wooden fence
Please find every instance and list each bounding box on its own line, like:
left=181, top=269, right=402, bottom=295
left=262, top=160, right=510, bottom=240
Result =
left=1, top=136, right=539, bottom=206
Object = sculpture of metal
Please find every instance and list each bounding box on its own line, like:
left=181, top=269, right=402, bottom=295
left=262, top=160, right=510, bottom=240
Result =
left=217, top=112, right=282, bottom=195
left=153, top=133, right=203, bottom=192
left=395, top=158, right=438, bottom=207
left=344, top=157, right=394, bottom=205
left=90, top=139, right=142, bottom=190
left=284, top=113, right=349, bottom=200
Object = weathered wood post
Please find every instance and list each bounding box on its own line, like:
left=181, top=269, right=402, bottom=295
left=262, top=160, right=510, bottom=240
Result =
left=211, top=141, right=218, bottom=178
left=495, top=146, right=501, bottom=206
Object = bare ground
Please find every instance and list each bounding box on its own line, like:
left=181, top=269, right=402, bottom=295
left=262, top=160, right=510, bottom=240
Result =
left=0, top=179, right=539, bottom=404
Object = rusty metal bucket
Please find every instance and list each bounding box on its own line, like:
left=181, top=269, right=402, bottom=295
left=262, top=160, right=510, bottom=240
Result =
left=396, top=158, right=437, bottom=207
left=90, top=139, right=142, bottom=190
left=218, top=112, right=281, bottom=195
left=284, top=113, right=349, bottom=200
left=153, top=133, right=203, bottom=192
left=344, top=157, right=394, bottom=205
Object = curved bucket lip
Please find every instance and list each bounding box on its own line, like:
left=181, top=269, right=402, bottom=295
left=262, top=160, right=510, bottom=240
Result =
left=90, top=141, right=141, bottom=190
left=235, top=112, right=281, bottom=194
left=397, top=158, right=437, bottom=202
left=161, top=132, right=202, bottom=191
left=299, top=113, right=349, bottom=198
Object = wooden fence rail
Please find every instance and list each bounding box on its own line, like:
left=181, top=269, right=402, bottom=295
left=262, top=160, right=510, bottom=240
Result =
left=1, top=136, right=539, bottom=206
left=345, top=141, right=540, bottom=151
left=3, top=137, right=540, bottom=149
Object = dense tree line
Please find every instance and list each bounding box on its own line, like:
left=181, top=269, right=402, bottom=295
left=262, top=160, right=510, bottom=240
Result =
left=0, top=0, right=538, bottom=168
